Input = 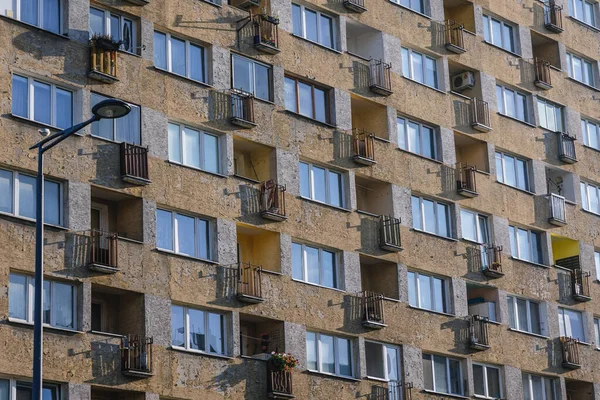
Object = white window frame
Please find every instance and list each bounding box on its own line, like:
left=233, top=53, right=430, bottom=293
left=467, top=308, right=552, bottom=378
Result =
left=2, top=0, right=61, bottom=33
left=154, top=31, right=208, bottom=84
left=580, top=181, right=600, bottom=214
left=411, top=195, right=453, bottom=238
left=566, top=52, right=595, bottom=87
left=482, top=14, right=516, bottom=52
left=558, top=307, right=586, bottom=342
left=422, top=353, right=464, bottom=396
left=472, top=363, right=503, bottom=399
left=306, top=331, right=354, bottom=378
left=522, top=373, right=557, bottom=400
left=460, top=209, right=489, bottom=244
left=569, top=0, right=597, bottom=26
left=390, top=0, right=426, bottom=15
left=536, top=98, right=564, bottom=132
left=156, top=209, right=213, bottom=260
left=507, top=295, right=543, bottom=335
left=581, top=118, right=600, bottom=150
left=364, top=341, right=402, bottom=382
left=496, top=85, right=529, bottom=123
left=495, top=151, right=530, bottom=191
left=91, top=93, right=141, bottom=144
left=291, top=3, right=338, bottom=50
left=594, top=250, right=600, bottom=281
left=401, top=47, right=438, bottom=88
left=0, top=378, right=61, bottom=400
left=171, top=305, right=227, bottom=355
left=594, top=317, right=600, bottom=348
left=89, top=7, right=137, bottom=54
left=299, top=161, right=345, bottom=208
left=292, top=242, right=339, bottom=289
left=408, top=270, right=449, bottom=313
left=397, top=116, right=438, bottom=159
left=231, top=54, right=273, bottom=101
left=509, top=225, right=542, bottom=264
left=168, top=122, right=221, bottom=173
left=9, top=273, right=77, bottom=330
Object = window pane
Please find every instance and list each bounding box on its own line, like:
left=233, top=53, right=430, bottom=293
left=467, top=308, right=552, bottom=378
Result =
left=407, top=122, right=420, bottom=154
left=529, top=301, right=541, bottom=334
left=122, top=19, right=134, bottom=52
left=156, top=210, right=173, bottom=251
left=183, top=127, right=201, bottom=168
left=425, top=57, right=437, bottom=88
left=436, top=203, right=449, bottom=237
left=0, top=170, right=13, bottom=213
left=9, top=274, right=27, bottom=320
left=422, top=127, right=435, bottom=158
left=483, top=16, right=490, bottom=41
left=89, top=8, right=104, bottom=36
left=517, top=229, right=531, bottom=261
left=284, top=78, right=297, bottom=112
left=531, top=375, right=543, bottom=399
left=319, top=14, right=333, bottom=48
left=328, top=171, right=342, bottom=207
left=573, top=56, right=583, bottom=81
left=312, top=166, right=326, bottom=203
left=33, top=81, right=51, bottom=125
left=18, top=174, right=36, bottom=219
left=53, top=282, right=74, bottom=328
left=460, top=210, right=476, bottom=242
left=12, top=75, right=29, bottom=118
left=504, top=155, right=516, bottom=187
left=175, top=214, right=195, bottom=256
left=43, top=280, right=50, bottom=324
left=537, top=100, right=548, bottom=129
left=496, top=86, right=504, bottom=114
left=115, top=103, right=140, bottom=144
left=590, top=184, right=599, bottom=213
left=411, top=196, right=422, bottom=230
left=189, top=44, right=204, bottom=82
left=507, top=297, right=516, bottom=328
left=0, top=379, right=8, bottom=400
left=171, top=305, right=185, bottom=347
left=21, top=0, right=38, bottom=26
left=170, top=37, right=186, bottom=76
left=44, top=180, right=60, bottom=225
left=495, top=152, right=503, bottom=183
left=320, top=334, right=335, bottom=373
left=292, top=4, right=302, bottom=36
left=397, top=118, right=406, bottom=150
left=432, top=277, right=444, bottom=312
left=168, top=123, right=182, bottom=163
left=298, top=82, right=313, bottom=118
left=544, top=378, right=555, bottom=400
left=202, top=133, right=219, bottom=174
left=502, top=24, right=513, bottom=52
left=588, top=122, right=599, bottom=149
left=207, top=312, right=224, bottom=354
left=402, top=48, right=409, bottom=77
left=509, top=226, right=517, bottom=258
left=292, top=243, right=303, bottom=280
left=299, top=162, right=310, bottom=198
left=188, top=308, right=205, bottom=351
left=412, top=52, right=423, bottom=83
left=321, top=250, right=336, bottom=288
left=530, top=232, right=541, bottom=264
left=523, top=374, right=532, bottom=400
left=365, top=342, right=385, bottom=379
left=487, top=367, right=501, bottom=398
left=584, top=61, right=593, bottom=85
left=408, top=271, right=417, bottom=306
left=505, top=89, right=515, bottom=118
left=448, top=359, right=462, bottom=394
left=423, top=199, right=436, bottom=233
left=516, top=298, right=528, bottom=331
left=423, top=355, right=434, bottom=390
left=55, top=87, right=72, bottom=129
left=473, top=365, right=485, bottom=396
left=233, top=56, right=253, bottom=94
left=306, top=332, right=317, bottom=370
left=197, top=219, right=209, bottom=260
left=154, top=32, right=167, bottom=69
left=91, top=93, right=114, bottom=140
left=305, top=246, right=319, bottom=284
left=433, top=355, right=448, bottom=393
left=314, top=88, right=326, bottom=123
left=516, top=93, right=526, bottom=122
left=565, top=309, right=585, bottom=341
left=110, top=15, right=119, bottom=41
left=305, top=9, right=318, bottom=42
left=491, top=19, right=502, bottom=46
left=255, top=63, right=271, bottom=101
left=418, top=274, right=432, bottom=310
left=337, top=338, right=352, bottom=376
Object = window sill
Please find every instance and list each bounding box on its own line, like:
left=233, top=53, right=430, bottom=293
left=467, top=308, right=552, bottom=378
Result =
left=408, top=305, right=455, bottom=318
left=0, top=211, right=68, bottom=231
left=261, top=269, right=283, bottom=276
left=292, top=278, right=345, bottom=293
left=581, top=208, right=600, bottom=218
left=510, top=256, right=549, bottom=269
left=233, top=174, right=261, bottom=185
left=10, top=113, right=68, bottom=132
left=401, top=76, right=446, bottom=95
left=566, top=77, right=600, bottom=92
left=117, top=236, right=144, bottom=245
left=482, top=40, right=521, bottom=58
left=396, top=148, right=443, bottom=164
left=240, top=355, right=269, bottom=362
left=365, top=376, right=390, bottom=383
left=166, top=160, right=227, bottom=179
left=170, top=346, right=232, bottom=359
left=582, top=144, right=600, bottom=153
left=507, top=328, right=549, bottom=340
left=567, top=16, right=600, bottom=32
left=305, top=370, right=360, bottom=382
left=411, top=228, right=458, bottom=242
left=290, top=34, right=342, bottom=54
left=387, top=1, right=432, bottom=19
left=423, top=390, right=467, bottom=399
left=299, top=196, right=351, bottom=213
left=201, top=0, right=223, bottom=7
left=284, top=110, right=336, bottom=129
left=8, top=318, right=82, bottom=334
left=496, top=112, right=536, bottom=128
left=154, top=248, right=218, bottom=264
left=153, top=66, right=213, bottom=88
left=346, top=51, right=371, bottom=62
left=495, top=181, right=535, bottom=196
left=0, top=15, right=69, bottom=40
left=90, top=330, right=125, bottom=338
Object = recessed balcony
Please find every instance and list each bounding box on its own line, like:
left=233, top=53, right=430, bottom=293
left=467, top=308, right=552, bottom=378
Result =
left=468, top=315, right=490, bottom=351
left=445, top=20, right=465, bottom=53
left=120, top=335, right=154, bottom=377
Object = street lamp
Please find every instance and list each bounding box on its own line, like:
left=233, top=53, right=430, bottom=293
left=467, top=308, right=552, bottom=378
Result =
left=29, top=99, right=131, bottom=400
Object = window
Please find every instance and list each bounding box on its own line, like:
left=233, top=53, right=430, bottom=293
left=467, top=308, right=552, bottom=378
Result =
left=231, top=55, right=273, bottom=102
left=411, top=195, right=452, bottom=238
left=595, top=251, right=600, bottom=281
left=569, top=0, right=597, bottom=26
left=299, top=161, right=344, bottom=208
left=284, top=77, right=329, bottom=123
left=390, top=0, right=425, bottom=14
left=306, top=331, right=353, bottom=377
left=522, top=373, right=556, bottom=400
left=168, top=123, right=220, bottom=174
left=171, top=305, right=226, bottom=355
left=365, top=342, right=401, bottom=381
left=483, top=15, right=515, bottom=52
left=495, top=151, right=530, bottom=191
left=0, top=379, right=60, bottom=400
left=11, top=74, right=73, bottom=129
left=580, top=181, right=600, bottom=214
left=408, top=271, right=448, bottom=313
left=473, top=363, right=503, bottom=399
left=156, top=209, right=211, bottom=260
left=594, top=318, right=600, bottom=347
left=292, top=242, right=339, bottom=289
left=154, top=31, right=207, bottom=83
left=9, top=273, right=77, bottom=330
left=91, top=93, right=141, bottom=144
left=581, top=118, right=600, bottom=150
left=397, top=117, right=437, bottom=159
left=509, top=225, right=543, bottom=264
left=422, top=354, right=463, bottom=396
left=537, top=99, right=564, bottom=132
left=402, top=48, right=438, bottom=88
left=566, top=52, right=594, bottom=87
left=558, top=307, right=585, bottom=342
left=496, top=85, right=529, bottom=122
left=89, top=7, right=136, bottom=53
left=0, top=168, right=62, bottom=225
left=292, top=4, right=337, bottom=49
left=460, top=210, right=489, bottom=244
left=507, top=295, right=543, bottom=335
left=1, top=0, right=61, bottom=33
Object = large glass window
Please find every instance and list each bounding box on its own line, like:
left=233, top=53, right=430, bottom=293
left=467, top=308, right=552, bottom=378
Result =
left=292, top=242, right=338, bottom=289
left=291, top=4, right=336, bottom=49
left=1, top=0, right=60, bottom=33
left=402, top=48, right=438, bottom=88
left=306, top=331, right=353, bottom=377
left=495, top=151, right=530, bottom=191
left=594, top=317, right=600, bottom=347
left=507, top=295, right=543, bottom=335
left=156, top=209, right=211, bottom=260
left=231, top=55, right=273, bottom=102
left=595, top=251, right=600, bottom=281
left=422, top=354, right=463, bottom=396
left=566, top=52, right=594, bottom=87
left=154, top=31, right=207, bottom=83
left=460, top=209, right=489, bottom=244
left=299, top=162, right=344, bottom=208
left=569, top=0, right=597, bottom=26
left=390, top=0, right=425, bottom=14
left=483, top=15, right=515, bottom=52
left=558, top=307, right=585, bottom=342
left=509, top=225, right=543, bottom=264
left=168, top=123, right=220, bottom=174
left=408, top=271, right=447, bottom=313
left=496, top=85, right=529, bottom=122
left=11, top=74, right=73, bottom=129
left=537, top=99, right=564, bottom=132
left=285, top=77, right=329, bottom=123
left=473, top=363, right=502, bottom=399
left=397, top=117, right=437, bottom=159
left=89, top=7, right=137, bottom=53
left=522, top=373, right=556, bottom=400
left=171, top=305, right=226, bottom=355
left=580, top=181, right=600, bottom=214
left=91, top=93, right=141, bottom=144
left=411, top=196, right=452, bottom=238
left=581, top=118, right=600, bottom=150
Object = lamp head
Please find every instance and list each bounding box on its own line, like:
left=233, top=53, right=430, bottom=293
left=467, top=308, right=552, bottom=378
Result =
left=92, top=99, right=131, bottom=120
left=38, top=128, right=51, bottom=137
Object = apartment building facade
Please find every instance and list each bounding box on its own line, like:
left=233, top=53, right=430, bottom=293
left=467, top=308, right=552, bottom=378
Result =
left=1, top=0, right=600, bottom=398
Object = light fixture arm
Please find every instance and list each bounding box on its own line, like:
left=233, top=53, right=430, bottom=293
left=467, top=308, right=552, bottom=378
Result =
left=29, top=115, right=100, bottom=153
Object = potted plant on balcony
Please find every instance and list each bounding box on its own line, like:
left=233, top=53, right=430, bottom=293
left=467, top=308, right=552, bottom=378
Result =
left=269, top=352, right=298, bottom=373
left=90, top=34, right=122, bottom=51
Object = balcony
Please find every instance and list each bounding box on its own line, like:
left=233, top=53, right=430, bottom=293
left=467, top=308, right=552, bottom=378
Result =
left=470, top=98, right=491, bottom=132
left=571, top=269, right=591, bottom=302
left=260, top=181, right=287, bottom=221
left=548, top=193, right=567, bottom=226
left=534, top=57, right=552, bottom=90
left=267, top=361, right=294, bottom=398
left=120, top=335, right=153, bottom=377
left=231, top=90, right=256, bottom=128
left=368, top=382, right=411, bottom=400
left=471, top=245, right=503, bottom=278
left=352, top=129, right=376, bottom=165
left=558, top=133, right=577, bottom=164
left=240, top=315, right=284, bottom=359
left=369, top=59, right=392, bottom=96
left=120, top=142, right=150, bottom=185
left=544, top=1, right=564, bottom=33
left=343, top=0, right=367, bottom=13
left=468, top=315, right=490, bottom=351
left=379, top=215, right=402, bottom=252
left=236, top=262, right=264, bottom=303
left=561, top=336, right=581, bottom=369
left=253, top=14, right=280, bottom=54
left=87, top=229, right=119, bottom=274
left=91, top=286, right=144, bottom=335
left=456, top=163, right=477, bottom=197
left=89, top=38, right=119, bottom=83
left=445, top=20, right=465, bottom=53
left=361, top=291, right=386, bottom=329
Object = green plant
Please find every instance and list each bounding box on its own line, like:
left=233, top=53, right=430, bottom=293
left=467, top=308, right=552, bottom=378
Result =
left=270, top=352, right=298, bottom=373
left=91, top=34, right=122, bottom=50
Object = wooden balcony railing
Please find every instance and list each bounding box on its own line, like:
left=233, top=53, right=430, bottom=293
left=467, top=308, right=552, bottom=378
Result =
left=120, top=142, right=150, bottom=185
left=267, top=361, right=294, bottom=398
left=456, top=163, right=477, bottom=197
left=87, top=229, right=119, bottom=273
left=237, top=262, right=264, bottom=303
left=472, top=245, right=503, bottom=278
left=369, top=59, right=392, bottom=96
left=571, top=269, right=591, bottom=302
left=534, top=57, right=552, bottom=89
left=558, top=133, right=577, bottom=163
left=548, top=193, right=567, bottom=226
left=545, top=1, right=564, bottom=32
left=561, top=337, right=581, bottom=369
left=352, top=129, right=376, bottom=165
left=361, top=291, right=386, bottom=329
left=231, top=90, right=256, bottom=128
left=471, top=98, right=491, bottom=132
left=89, top=45, right=118, bottom=83
left=343, top=0, right=367, bottom=12
left=445, top=20, right=465, bottom=53
left=379, top=215, right=402, bottom=252
left=254, top=14, right=279, bottom=54
left=121, top=335, right=153, bottom=377
left=469, top=315, right=490, bottom=350
left=260, top=180, right=287, bottom=221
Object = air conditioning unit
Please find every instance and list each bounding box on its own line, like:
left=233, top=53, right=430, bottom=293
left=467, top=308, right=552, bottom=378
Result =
left=452, top=71, right=475, bottom=92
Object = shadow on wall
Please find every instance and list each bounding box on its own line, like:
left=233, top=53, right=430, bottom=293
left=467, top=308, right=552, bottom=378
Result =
left=532, top=195, right=550, bottom=228
left=173, top=13, right=241, bottom=29
left=332, top=130, right=354, bottom=163
left=440, top=164, right=457, bottom=195
left=211, top=265, right=247, bottom=308
left=90, top=144, right=124, bottom=188
left=544, top=337, right=563, bottom=373
left=207, top=357, right=268, bottom=400
left=240, top=183, right=261, bottom=216
left=340, top=294, right=364, bottom=334
left=440, top=318, right=471, bottom=355
left=531, top=2, right=548, bottom=31
left=356, top=216, right=390, bottom=256
left=428, top=20, right=447, bottom=52
left=86, top=339, right=121, bottom=385
left=518, top=59, right=536, bottom=89
left=353, top=61, right=370, bottom=91
left=556, top=270, right=576, bottom=305
left=452, top=98, right=473, bottom=132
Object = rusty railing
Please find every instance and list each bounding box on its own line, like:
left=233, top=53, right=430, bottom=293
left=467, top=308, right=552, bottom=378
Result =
left=545, top=1, right=563, bottom=32
left=571, top=269, right=591, bottom=301
left=456, top=163, right=477, bottom=195
left=561, top=336, right=581, bottom=368
left=120, top=142, right=150, bottom=183
left=352, top=129, right=375, bottom=164
left=88, top=229, right=118, bottom=269
left=267, top=361, right=293, bottom=396
left=558, top=133, right=577, bottom=163
left=469, top=315, right=490, bottom=349
left=534, top=57, right=552, bottom=88
left=90, top=45, right=117, bottom=78
left=237, top=262, right=263, bottom=300
left=369, top=59, right=392, bottom=95
left=471, top=98, right=491, bottom=131
left=549, top=193, right=566, bottom=225
left=445, top=20, right=465, bottom=51
left=260, top=180, right=286, bottom=220
left=379, top=215, right=402, bottom=251
left=368, top=380, right=406, bottom=400
left=361, top=291, right=385, bottom=327
left=253, top=14, right=279, bottom=52
left=343, top=0, right=366, bottom=12
left=231, top=90, right=256, bottom=126
left=121, top=335, right=153, bottom=375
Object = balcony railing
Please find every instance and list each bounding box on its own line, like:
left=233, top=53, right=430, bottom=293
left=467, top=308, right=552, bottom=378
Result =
left=368, top=381, right=406, bottom=400
left=260, top=180, right=287, bottom=221
left=456, top=163, right=477, bottom=197
left=468, top=315, right=490, bottom=351
left=352, top=129, right=376, bottom=165
left=445, top=20, right=465, bottom=53
left=545, top=1, right=564, bottom=33
left=254, top=14, right=279, bottom=54
left=267, top=361, right=294, bottom=398
left=534, top=57, right=552, bottom=89
left=361, top=291, right=386, bottom=329
left=120, top=142, right=150, bottom=185
left=87, top=229, right=118, bottom=273
left=89, top=45, right=118, bottom=83
left=379, top=215, right=402, bottom=252
left=558, top=133, right=577, bottom=163
left=561, top=337, right=581, bottom=369
left=571, top=269, right=591, bottom=302
left=472, top=245, right=503, bottom=278
left=120, top=335, right=153, bottom=377
left=343, top=0, right=367, bottom=13
left=471, top=98, right=491, bottom=132
left=231, top=90, right=256, bottom=128
left=369, top=59, right=393, bottom=96
left=548, top=193, right=567, bottom=226
left=237, top=262, right=264, bottom=303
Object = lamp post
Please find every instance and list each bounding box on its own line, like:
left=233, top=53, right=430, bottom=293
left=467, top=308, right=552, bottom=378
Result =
left=30, top=99, right=131, bottom=400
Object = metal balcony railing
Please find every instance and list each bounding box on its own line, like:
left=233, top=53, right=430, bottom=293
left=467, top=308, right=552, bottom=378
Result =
left=120, top=335, right=153, bottom=377
left=89, top=45, right=118, bottom=82
left=545, top=1, right=564, bottom=32
left=558, top=133, right=577, bottom=163
left=352, top=129, right=376, bottom=165
left=231, top=90, right=256, bottom=128
left=267, top=361, right=294, bottom=398
left=87, top=229, right=118, bottom=273
left=253, top=14, right=279, bottom=54
left=472, top=245, right=503, bottom=278
left=534, top=57, right=552, bottom=89
left=369, top=59, right=393, bottom=96
left=379, top=215, right=402, bottom=252
left=260, top=180, right=287, bottom=221
left=456, top=163, right=477, bottom=197
left=471, top=98, right=491, bottom=132
left=237, top=262, right=264, bottom=303
left=571, top=269, right=591, bottom=302
left=561, top=336, right=581, bottom=369
left=368, top=381, right=406, bottom=400
left=361, top=291, right=386, bottom=329
left=343, top=0, right=367, bottom=12
left=445, top=20, right=465, bottom=53
left=469, top=315, right=490, bottom=350
left=120, top=142, right=150, bottom=185
left=548, top=193, right=566, bottom=226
